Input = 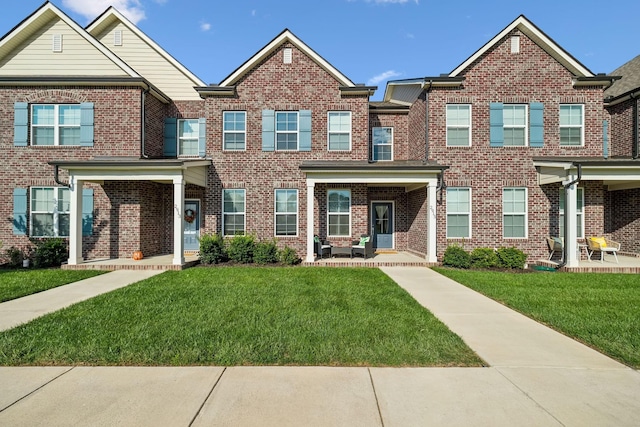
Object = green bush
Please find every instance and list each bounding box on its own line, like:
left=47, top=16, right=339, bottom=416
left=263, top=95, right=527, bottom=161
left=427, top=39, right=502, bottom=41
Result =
left=470, top=247, right=500, bottom=269
left=279, top=246, right=301, bottom=265
left=199, top=233, right=226, bottom=264
left=254, top=239, right=279, bottom=264
left=442, top=245, right=471, bottom=269
left=5, top=246, right=25, bottom=268
left=226, top=235, right=256, bottom=264
left=496, top=247, right=527, bottom=269
left=33, top=238, right=68, bottom=268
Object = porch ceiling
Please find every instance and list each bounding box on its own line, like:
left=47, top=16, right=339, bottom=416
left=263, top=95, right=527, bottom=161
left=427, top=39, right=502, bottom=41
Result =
left=49, top=157, right=211, bottom=187
left=533, top=157, right=640, bottom=191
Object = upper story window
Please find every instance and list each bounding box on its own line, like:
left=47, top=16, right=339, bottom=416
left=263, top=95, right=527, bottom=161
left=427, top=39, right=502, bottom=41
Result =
left=178, top=119, right=200, bottom=156
left=276, top=112, right=299, bottom=150
left=30, top=187, right=69, bottom=237
left=559, top=105, right=584, bottom=146
left=31, top=105, right=81, bottom=146
left=223, top=111, right=246, bottom=150
left=503, top=105, right=527, bottom=146
left=328, top=111, right=351, bottom=151
left=446, top=105, right=471, bottom=146
left=372, top=127, right=393, bottom=161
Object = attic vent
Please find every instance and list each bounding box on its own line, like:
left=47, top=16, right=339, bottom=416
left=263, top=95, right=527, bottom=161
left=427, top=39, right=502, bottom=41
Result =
left=114, top=30, right=123, bottom=46
left=510, top=35, right=520, bottom=54
left=283, top=48, right=292, bottom=64
left=52, top=34, right=63, bottom=52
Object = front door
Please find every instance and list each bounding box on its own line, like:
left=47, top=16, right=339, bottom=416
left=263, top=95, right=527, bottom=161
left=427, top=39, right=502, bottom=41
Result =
left=372, top=202, right=393, bottom=249
left=184, top=200, right=200, bottom=251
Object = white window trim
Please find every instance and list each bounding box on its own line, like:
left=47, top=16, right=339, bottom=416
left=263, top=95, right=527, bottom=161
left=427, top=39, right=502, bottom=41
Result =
left=276, top=111, right=299, bottom=151
left=177, top=118, right=199, bottom=157
left=327, top=189, right=351, bottom=237
left=327, top=111, right=352, bottom=151
left=372, top=126, right=394, bottom=161
left=31, top=104, right=81, bottom=146
left=30, top=187, right=69, bottom=238
left=503, top=104, right=528, bottom=147
left=222, top=111, right=247, bottom=151
left=446, top=187, right=472, bottom=239
left=559, top=187, right=585, bottom=239
left=274, top=189, right=298, bottom=237
left=559, top=104, right=585, bottom=147
left=222, top=189, right=246, bottom=237
left=446, top=104, right=472, bottom=147
left=503, top=187, right=528, bottom=239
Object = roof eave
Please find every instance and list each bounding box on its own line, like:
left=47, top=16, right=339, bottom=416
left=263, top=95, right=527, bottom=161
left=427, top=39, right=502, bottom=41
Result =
left=339, top=86, right=377, bottom=96
left=195, top=86, right=237, bottom=97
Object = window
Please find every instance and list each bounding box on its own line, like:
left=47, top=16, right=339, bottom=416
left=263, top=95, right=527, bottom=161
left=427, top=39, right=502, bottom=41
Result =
left=222, top=189, right=245, bottom=236
left=503, top=187, right=527, bottom=238
left=328, top=111, right=351, bottom=151
left=503, top=105, right=527, bottom=146
left=31, top=105, right=81, bottom=146
left=447, top=188, right=471, bottom=238
left=560, top=105, right=584, bottom=146
left=223, top=111, right=246, bottom=150
left=276, top=112, right=298, bottom=150
left=372, top=127, right=393, bottom=161
left=559, top=188, right=584, bottom=238
left=327, top=189, right=350, bottom=236
left=275, top=189, right=298, bottom=236
left=446, top=105, right=471, bottom=146
left=178, top=119, right=199, bottom=156
left=30, top=187, right=69, bottom=237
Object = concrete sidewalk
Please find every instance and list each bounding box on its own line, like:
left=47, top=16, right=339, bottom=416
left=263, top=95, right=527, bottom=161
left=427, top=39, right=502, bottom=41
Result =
left=0, top=267, right=639, bottom=426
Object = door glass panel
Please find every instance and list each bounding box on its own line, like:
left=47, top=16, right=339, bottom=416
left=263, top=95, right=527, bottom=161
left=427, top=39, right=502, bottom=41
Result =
left=375, top=205, right=389, bottom=234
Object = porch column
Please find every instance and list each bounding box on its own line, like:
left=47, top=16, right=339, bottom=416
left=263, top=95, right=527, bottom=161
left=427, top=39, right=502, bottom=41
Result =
left=173, top=176, right=185, bottom=265
left=564, top=181, right=579, bottom=267
left=68, top=177, right=84, bottom=265
left=427, top=180, right=438, bottom=263
left=306, top=180, right=315, bottom=263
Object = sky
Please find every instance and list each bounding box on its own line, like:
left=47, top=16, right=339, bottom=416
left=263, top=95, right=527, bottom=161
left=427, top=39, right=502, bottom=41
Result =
left=1, top=0, right=639, bottom=100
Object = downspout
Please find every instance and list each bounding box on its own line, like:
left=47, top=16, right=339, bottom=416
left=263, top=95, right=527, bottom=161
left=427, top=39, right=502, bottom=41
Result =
left=556, top=162, right=582, bottom=269
left=140, top=87, right=150, bottom=159
left=422, top=80, right=433, bottom=162
left=436, top=167, right=447, bottom=202
left=53, top=165, right=70, bottom=187
left=632, top=93, right=638, bottom=159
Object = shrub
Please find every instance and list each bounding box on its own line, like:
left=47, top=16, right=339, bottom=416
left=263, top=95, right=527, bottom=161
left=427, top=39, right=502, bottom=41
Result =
left=442, top=245, right=470, bottom=269
left=496, top=247, right=527, bottom=269
left=32, top=238, right=68, bottom=268
left=5, top=246, right=25, bottom=268
left=470, top=247, right=499, bottom=269
left=254, top=239, right=279, bottom=265
left=279, top=246, right=301, bottom=265
left=226, top=234, right=256, bottom=264
left=199, top=233, right=226, bottom=264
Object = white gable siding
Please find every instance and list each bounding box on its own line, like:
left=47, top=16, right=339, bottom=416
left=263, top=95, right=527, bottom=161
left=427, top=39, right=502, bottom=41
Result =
left=0, top=17, right=128, bottom=76
left=94, top=22, right=201, bottom=100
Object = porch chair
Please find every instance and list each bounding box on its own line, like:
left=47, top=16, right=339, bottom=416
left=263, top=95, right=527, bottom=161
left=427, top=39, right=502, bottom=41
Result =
left=546, top=237, right=564, bottom=262
left=352, top=235, right=373, bottom=259
left=314, top=235, right=332, bottom=259
left=586, top=237, right=620, bottom=263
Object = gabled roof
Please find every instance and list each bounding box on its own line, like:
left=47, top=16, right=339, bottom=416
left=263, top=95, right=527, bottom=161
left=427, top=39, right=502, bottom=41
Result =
left=0, top=1, right=139, bottom=78
left=605, top=54, right=640, bottom=102
left=86, top=6, right=206, bottom=88
left=218, top=29, right=356, bottom=88
left=450, top=15, right=594, bottom=78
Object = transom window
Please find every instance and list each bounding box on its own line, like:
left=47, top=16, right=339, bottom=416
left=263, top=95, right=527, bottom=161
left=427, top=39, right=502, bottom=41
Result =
left=503, top=105, right=527, bottom=146
left=559, top=188, right=584, bottom=238
left=446, top=188, right=471, bottom=238
left=328, top=111, right=351, bottom=151
left=223, top=111, right=246, bottom=150
left=559, top=105, right=584, bottom=146
left=503, top=187, right=527, bottom=238
left=276, top=112, right=298, bottom=150
left=31, top=104, right=81, bottom=146
left=275, top=189, right=298, bottom=236
left=327, top=189, right=351, bottom=236
left=222, top=189, right=245, bottom=236
left=446, top=105, right=471, bottom=146
left=372, top=127, right=393, bottom=161
left=30, top=187, right=69, bottom=237
left=178, top=119, right=199, bottom=156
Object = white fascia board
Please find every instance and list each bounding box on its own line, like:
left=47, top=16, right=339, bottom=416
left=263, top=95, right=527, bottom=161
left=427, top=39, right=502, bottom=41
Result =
left=220, top=30, right=354, bottom=87
left=305, top=170, right=439, bottom=183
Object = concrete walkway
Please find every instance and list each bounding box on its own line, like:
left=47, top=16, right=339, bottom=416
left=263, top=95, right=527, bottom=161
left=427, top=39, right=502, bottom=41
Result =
left=0, top=267, right=639, bottom=426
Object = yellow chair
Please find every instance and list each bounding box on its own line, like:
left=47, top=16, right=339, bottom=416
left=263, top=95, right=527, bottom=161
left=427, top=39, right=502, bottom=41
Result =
left=546, top=237, right=563, bottom=262
left=586, top=237, right=620, bottom=263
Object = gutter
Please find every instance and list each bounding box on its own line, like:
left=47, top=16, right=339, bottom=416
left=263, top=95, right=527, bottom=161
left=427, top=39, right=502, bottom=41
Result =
left=422, top=80, right=432, bottom=162
left=632, top=93, right=639, bottom=159
left=556, top=162, right=582, bottom=269
left=53, top=165, right=70, bottom=187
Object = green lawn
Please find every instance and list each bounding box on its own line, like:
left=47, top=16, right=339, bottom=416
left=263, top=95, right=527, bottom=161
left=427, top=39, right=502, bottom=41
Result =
left=433, top=268, right=640, bottom=368
left=0, top=269, right=106, bottom=303
left=0, top=267, right=483, bottom=367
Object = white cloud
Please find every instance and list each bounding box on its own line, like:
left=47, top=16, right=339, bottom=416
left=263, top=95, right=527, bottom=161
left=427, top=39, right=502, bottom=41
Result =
left=200, top=22, right=211, bottom=32
left=367, top=70, right=402, bottom=85
left=62, top=0, right=146, bottom=24
left=251, top=9, right=257, bottom=16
